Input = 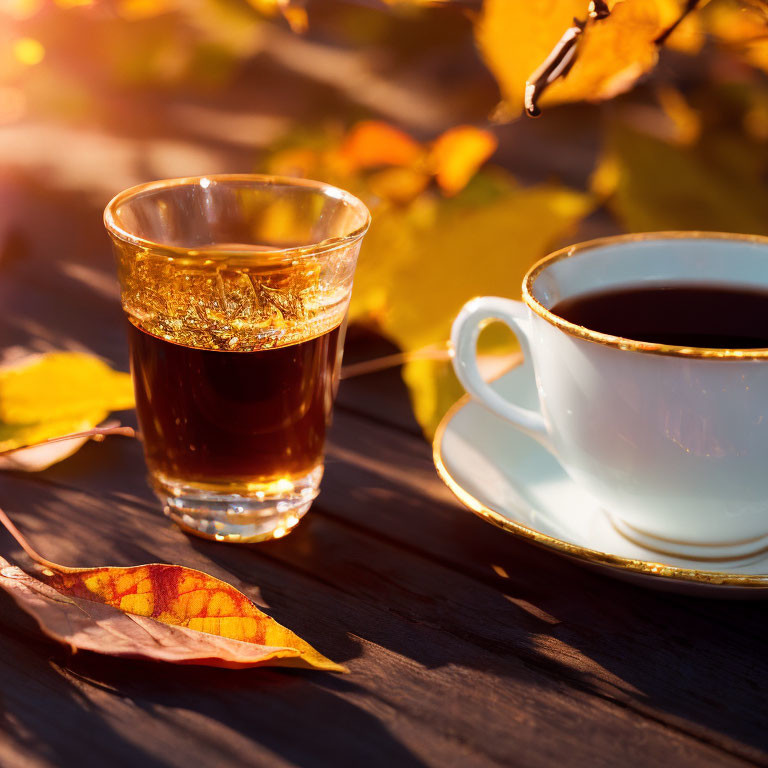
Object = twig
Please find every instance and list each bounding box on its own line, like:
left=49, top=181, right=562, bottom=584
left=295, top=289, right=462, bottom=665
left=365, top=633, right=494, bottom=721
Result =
left=0, top=425, right=137, bottom=573
left=654, top=0, right=701, bottom=46
left=341, top=343, right=450, bottom=379
left=0, top=424, right=136, bottom=458
left=525, top=18, right=586, bottom=117
left=0, top=506, right=61, bottom=572
left=588, top=0, right=610, bottom=20
left=525, top=0, right=705, bottom=118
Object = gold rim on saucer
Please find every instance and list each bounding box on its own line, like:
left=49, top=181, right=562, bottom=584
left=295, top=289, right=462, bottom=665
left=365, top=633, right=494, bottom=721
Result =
left=524, top=231, right=768, bottom=360
left=433, top=392, right=768, bottom=588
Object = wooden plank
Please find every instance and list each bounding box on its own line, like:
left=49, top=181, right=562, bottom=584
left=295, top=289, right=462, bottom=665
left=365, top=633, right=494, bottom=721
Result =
left=27, top=411, right=768, bottom=765
left=0, top=591, right=470, bottom=768
left=2, top=179, right=766, bottom=765
left=318, top=409, right=768, bottom=764
left=0, top=454, right=762, bottom=766
left=338, top=327, right=424, bottom=437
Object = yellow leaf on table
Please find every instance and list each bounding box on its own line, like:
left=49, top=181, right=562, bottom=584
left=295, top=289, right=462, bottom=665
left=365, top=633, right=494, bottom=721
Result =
left=0, top=510, right=344, bottom=671
left=476, top=0, right=691, bottom=116
left=39, top=563, right=343, bottom=671
left=0, top=352, right=134, bottom=469
left=430, top=126, right=498, bottom=196
left=594, top=120, right=768, bottom=235
left=350, top=173, right=593, bottom=436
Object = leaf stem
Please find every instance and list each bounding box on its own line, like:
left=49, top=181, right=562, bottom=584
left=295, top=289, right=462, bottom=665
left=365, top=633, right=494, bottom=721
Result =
left=0, top=424, right=136, bottom=458
left=0, top=506, right=62, bottom=572
left=340, top=342, right=450, bottom=379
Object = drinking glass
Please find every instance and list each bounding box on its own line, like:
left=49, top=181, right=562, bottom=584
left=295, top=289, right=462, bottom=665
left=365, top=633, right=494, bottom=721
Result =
left=104, top=174, right=370, bottom=543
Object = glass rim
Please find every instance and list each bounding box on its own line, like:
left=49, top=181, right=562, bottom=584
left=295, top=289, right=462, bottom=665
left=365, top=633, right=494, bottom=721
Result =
left=103, top=173, right=372, bottom=263
left=523, top=230, right=768, bottom=360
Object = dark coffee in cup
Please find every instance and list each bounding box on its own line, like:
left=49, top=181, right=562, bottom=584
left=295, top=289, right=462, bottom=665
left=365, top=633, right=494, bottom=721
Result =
left=551, top=284, right=768, bottom=349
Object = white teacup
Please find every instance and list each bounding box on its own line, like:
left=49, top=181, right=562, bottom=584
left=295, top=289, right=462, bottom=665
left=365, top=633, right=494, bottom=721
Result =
left=451, top=232, right=768, bottom=562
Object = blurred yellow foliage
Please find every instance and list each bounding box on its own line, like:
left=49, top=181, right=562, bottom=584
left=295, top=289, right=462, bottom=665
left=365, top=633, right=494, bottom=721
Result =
left=593, top=117, right=768, bottom=235
left=355, top=177, right=593, bottom=435
left=339, top=121, right=423, bottom=170
left=477, top=0, right=705, bottom=117
left=656, top=0, right=706, bottom=53
left=245, top=0, right=306, bottom=32
left=268, top=120, right=498, bottom=205
left=707, top=0, right=768, bottom=73
left=368, top=167, right=430, bottom=204
left=116, top=0, right=173, bottom=21
left=429, top=126, right=498, bottom=196
left=263, top=121, right=591, bottom=435
left=53, top=0, right=94, bottom=8
left=657, top=85, right=701, bottom=144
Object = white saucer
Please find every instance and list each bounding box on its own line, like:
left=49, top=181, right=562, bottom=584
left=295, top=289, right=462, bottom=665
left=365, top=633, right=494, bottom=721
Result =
left=433, top=363, right=768, bottom=597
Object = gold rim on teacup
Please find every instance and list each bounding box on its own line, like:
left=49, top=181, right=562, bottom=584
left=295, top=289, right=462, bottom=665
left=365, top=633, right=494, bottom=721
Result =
left=523, top=231, right=768, bottom=360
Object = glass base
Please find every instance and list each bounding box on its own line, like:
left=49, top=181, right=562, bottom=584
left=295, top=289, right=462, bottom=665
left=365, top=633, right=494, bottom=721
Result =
left=154, top=466, right=322, bottom=543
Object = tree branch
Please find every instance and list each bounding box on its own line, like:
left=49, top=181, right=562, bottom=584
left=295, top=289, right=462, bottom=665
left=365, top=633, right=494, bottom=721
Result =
left=525, top=18, right=586, bottom=117
left=654, top=0, right=701, bottom=46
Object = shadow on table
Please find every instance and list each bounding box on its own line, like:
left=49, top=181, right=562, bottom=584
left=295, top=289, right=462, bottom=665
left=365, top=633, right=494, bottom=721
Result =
left=0, top=591, right=427, bottom=768
left=443, top=518, right=768, bottom=758
left=4, top=412, right=768, bottom=761
left=1, top=179, right=766, bottom=762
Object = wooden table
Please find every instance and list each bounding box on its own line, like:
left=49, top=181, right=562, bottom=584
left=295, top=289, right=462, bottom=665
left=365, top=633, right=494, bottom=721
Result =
left=0, top=179, right=767, bottom=768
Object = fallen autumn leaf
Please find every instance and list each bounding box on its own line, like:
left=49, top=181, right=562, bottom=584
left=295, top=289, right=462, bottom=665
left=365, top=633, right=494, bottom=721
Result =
left=0, top=352, right=135, bottom=470
left=0, top=508, right=346, bottom=672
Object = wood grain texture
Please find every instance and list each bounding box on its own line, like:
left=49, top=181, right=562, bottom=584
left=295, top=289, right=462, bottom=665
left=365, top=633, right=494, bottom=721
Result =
left=0, top=430, right=764, bottom=767
left=34, top=406, right=768, bottom=763
left=0, top=179, right=766, bottom=768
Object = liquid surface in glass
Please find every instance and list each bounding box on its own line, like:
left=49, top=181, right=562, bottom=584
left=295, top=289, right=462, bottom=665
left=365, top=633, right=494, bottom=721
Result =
left=128, top=320, right=342, bottom=492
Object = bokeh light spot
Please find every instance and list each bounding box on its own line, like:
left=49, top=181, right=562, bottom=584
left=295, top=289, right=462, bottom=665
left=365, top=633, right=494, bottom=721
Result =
left=5, top=0, right=43, bottom=19
left=13, top=37, right=45, bottom=66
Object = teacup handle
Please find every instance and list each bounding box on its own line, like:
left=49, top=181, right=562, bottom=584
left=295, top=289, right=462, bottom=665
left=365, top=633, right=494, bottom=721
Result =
left=451, top=297, right=550, bottom=448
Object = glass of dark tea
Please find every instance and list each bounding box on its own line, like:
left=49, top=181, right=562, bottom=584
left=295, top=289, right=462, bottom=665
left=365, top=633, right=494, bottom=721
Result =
left=104, top=175, right=370, bottom=542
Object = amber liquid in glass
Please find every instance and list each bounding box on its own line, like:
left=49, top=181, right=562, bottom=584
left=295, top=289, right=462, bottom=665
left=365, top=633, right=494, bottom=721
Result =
left=128, top=321, right=342, bottom=492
